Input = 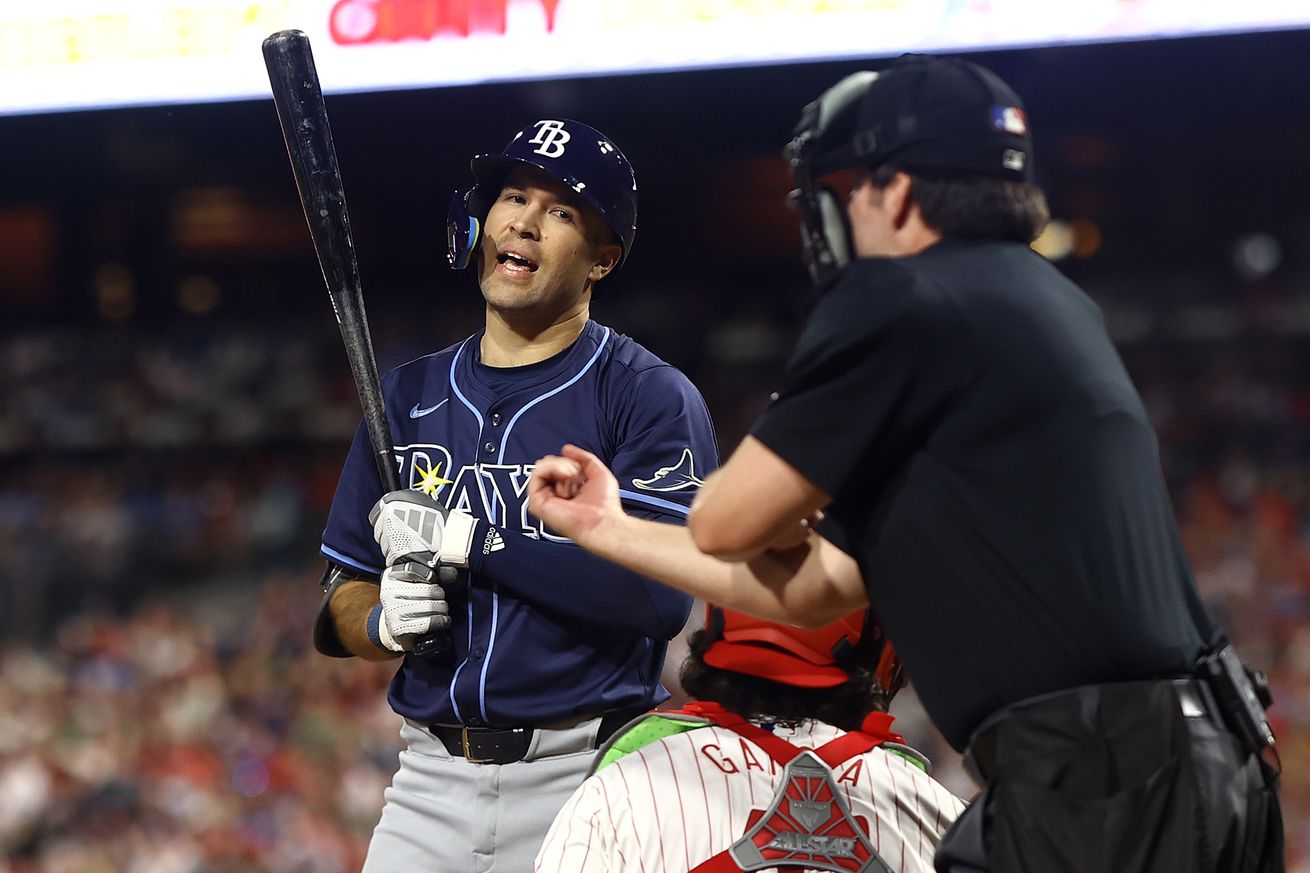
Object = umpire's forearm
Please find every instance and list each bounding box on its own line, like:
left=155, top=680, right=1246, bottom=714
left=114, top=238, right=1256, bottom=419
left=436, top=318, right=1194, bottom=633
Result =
left=329, top=580, right=401, bottom=661
left=583, top=515, right=867, bottom=626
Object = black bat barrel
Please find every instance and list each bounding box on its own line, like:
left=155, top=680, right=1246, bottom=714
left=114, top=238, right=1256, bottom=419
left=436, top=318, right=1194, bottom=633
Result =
left=263, top=30, right=449, bottom=657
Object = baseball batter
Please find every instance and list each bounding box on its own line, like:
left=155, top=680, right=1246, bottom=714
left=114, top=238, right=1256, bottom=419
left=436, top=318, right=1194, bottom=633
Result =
left=314, top=118, right=718, bottom=872
left=535, top=606, right=965, bottom=873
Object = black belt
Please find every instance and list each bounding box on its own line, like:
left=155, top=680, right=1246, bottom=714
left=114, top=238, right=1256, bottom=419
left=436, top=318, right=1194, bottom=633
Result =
left=431, top=708, right=642, bottom=765
left=964, top=676, right=1225, bottom=783
left=1171, top=677, right=1217, bottom=721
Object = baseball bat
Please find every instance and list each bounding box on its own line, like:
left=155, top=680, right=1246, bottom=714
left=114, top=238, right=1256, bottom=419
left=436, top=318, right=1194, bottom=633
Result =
left=262, top=29, right=449, bottom=657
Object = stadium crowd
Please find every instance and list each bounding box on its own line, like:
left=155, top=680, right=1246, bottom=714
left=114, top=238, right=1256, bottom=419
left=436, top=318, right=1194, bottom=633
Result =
left=2, top=267, right=1310, bottom=869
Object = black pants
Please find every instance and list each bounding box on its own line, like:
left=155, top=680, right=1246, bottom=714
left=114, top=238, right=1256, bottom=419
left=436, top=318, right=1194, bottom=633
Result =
left=935, top=678, right=1283, bottom=873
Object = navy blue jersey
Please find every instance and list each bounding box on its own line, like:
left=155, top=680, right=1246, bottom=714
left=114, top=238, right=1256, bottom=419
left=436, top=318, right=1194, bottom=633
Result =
left=323, top=320, right=718, bottom=727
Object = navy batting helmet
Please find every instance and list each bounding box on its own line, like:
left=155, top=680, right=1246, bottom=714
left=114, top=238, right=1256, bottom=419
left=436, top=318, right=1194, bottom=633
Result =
left=447, top=119, right=638, bottom=272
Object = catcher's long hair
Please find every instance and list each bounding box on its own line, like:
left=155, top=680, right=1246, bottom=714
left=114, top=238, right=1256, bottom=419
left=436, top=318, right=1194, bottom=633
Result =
left=679, top=607, right=904, bottom=732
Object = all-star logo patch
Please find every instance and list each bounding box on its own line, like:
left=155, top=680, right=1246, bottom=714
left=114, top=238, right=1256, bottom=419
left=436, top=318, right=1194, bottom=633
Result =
left=632, top=448, right=704, bottom=492
left=729, top=751, right=891, bottom=873
left=790, top=800, right=834, bottom=833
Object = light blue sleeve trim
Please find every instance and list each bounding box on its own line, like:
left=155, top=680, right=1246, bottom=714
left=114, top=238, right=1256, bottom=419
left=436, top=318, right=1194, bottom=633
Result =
left=618, top=490, right=691, bottom=517
left=321, top=545, right=383, bottom=576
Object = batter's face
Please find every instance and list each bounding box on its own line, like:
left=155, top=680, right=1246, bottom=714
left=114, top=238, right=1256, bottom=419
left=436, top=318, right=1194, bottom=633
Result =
left=477, top=166, right=621, bottom=322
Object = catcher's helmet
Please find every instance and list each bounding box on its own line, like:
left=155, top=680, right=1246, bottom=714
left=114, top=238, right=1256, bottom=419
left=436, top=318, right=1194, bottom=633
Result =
left=448, top=118, right=638, bottom=271
left=702, top=605, right=904, bottom=697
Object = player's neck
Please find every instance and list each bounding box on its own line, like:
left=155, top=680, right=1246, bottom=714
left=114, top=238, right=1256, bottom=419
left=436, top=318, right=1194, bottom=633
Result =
left=480, top=306, right=590, bottom=367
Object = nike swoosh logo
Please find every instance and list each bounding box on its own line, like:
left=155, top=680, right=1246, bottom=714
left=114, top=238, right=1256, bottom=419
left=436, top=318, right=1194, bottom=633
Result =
left=409, top=399, right=448, bottom=419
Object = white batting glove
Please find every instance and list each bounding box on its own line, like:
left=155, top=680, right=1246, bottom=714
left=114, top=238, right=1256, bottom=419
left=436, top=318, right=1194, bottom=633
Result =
left=373, top=563, right=459, bottom=653
left=369, top=490, right=478, bottom=570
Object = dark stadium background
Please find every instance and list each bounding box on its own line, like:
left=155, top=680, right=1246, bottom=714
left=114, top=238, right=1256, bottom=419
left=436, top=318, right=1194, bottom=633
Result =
left=1, top=28, right=1308, bottom=871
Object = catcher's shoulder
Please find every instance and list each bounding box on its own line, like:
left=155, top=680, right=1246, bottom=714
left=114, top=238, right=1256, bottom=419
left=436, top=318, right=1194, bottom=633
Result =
left=591, top=710, right=715, bottom=775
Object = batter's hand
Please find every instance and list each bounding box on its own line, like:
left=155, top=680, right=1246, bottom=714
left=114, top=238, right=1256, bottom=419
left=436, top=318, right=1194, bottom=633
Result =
left=375, top=562, right=459, bottom=652
left=529, top=444, right=623, bottom=548
left=369, top=490, right=478, bottom=569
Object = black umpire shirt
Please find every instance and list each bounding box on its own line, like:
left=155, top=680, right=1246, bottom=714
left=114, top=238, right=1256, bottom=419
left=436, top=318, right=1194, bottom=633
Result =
left=753, top=236, right=1219, bottom=751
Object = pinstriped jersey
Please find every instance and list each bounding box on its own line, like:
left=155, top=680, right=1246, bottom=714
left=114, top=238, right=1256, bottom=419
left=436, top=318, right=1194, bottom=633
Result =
left=534, top=719, right=966, bottom=873
left=322, top=320, right=718, bottom=726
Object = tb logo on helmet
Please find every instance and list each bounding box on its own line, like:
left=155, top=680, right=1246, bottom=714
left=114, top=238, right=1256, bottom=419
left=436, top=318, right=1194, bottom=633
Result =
left=448, top=118, right=639, bottom=271
left=528, top=120, right=571, bottom=158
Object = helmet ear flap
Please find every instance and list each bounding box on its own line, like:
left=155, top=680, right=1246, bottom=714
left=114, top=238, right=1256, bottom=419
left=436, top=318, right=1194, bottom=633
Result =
left=875, top=641, right=906, bottom=699
left=861, top=609, right=906, bottom=700
left=447, top=187, right=482, bottom=270
left=840, top=610, right=905, bottom=702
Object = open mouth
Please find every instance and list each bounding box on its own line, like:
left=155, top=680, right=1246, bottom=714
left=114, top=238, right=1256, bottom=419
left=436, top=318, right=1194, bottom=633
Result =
left=497, top=251, right=539, bottom=273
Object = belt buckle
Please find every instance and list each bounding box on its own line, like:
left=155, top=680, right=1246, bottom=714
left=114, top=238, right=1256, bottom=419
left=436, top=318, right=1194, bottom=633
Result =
left=461, top=726, right=493, bottom=764
left=1175, top=681, right=1205, bottom=719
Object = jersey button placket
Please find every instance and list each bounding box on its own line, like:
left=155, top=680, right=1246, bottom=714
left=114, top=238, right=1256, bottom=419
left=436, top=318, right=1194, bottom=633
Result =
left=490, top=412, right=501, bottom=426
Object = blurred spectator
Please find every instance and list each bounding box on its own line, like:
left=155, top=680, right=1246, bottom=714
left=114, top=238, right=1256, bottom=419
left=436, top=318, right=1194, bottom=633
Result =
left=0, top=569, right=393, bottom=872
left=3, top=264, right=1310, bottom=868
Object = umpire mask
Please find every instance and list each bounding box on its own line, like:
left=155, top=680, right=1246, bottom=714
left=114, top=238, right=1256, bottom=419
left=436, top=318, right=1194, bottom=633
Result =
left=785, top=71, right=875, bottom=289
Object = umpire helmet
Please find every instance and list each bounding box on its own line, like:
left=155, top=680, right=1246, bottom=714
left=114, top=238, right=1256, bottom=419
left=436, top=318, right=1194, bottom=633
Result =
left=448, top=119, right=638, bottom=272
left=796, top=54, right=1034, bottom=182
left=702, top=605, right=904, bottom=697
left=785, top=54, right=1034, bottom=287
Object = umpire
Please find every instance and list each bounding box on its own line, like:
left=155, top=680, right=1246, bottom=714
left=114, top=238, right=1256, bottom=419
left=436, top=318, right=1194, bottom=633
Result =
left=679, top=55, right=1284, bottom=872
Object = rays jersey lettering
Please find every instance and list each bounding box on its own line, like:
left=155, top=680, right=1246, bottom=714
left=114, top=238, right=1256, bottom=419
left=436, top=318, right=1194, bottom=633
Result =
left=395, top=446, right=560, bottom=542
left=320, top=320, right=719, bottom=727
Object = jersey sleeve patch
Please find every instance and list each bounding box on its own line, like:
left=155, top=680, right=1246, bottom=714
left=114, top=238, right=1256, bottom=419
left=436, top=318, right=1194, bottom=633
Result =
left=630, top=448, right=705, bottom=492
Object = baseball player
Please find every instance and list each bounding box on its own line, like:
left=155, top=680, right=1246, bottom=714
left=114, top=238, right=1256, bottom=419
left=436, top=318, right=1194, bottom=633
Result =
left=530, top=57, right=1283, bottom=873
left=314, top=118, right=719, bottom=873
left=534, top=605, right=966, bottom=873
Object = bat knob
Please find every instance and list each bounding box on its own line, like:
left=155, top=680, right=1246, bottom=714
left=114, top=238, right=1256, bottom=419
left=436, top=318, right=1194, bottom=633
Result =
left=412, top=633, right=452, bottom=657
left=263, top=29, right=308, bottom=49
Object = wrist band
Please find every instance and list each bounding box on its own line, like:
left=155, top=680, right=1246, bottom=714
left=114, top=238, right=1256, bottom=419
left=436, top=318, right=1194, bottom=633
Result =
left=366, top=603, right=388, bottom=652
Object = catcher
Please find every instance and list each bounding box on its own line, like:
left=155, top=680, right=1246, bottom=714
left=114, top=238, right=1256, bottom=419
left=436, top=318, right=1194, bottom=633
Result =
left=534, top=605, right=965, bottom=873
